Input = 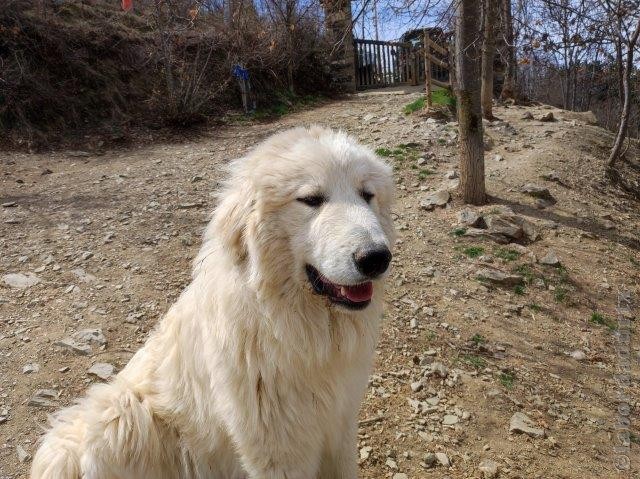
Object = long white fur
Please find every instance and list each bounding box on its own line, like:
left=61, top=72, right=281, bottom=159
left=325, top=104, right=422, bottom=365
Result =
left=31, top=126, right=395, bottom=479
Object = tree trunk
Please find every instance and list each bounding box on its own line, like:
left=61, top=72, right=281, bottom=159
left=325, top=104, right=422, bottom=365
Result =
left=608, top=17, right=640, bottom=169
left=499, top=0, right=516, bottom=100
left=456, top=0, right=486, bottom=205
left=481, top=0, right=497, bottom=119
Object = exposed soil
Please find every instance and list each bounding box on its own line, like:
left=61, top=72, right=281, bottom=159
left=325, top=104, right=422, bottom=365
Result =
left=1, top=92, right=639, bottom=478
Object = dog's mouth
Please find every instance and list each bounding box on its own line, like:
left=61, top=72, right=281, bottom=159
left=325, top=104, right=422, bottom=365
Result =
left=305, top=264, right=373, bottom=310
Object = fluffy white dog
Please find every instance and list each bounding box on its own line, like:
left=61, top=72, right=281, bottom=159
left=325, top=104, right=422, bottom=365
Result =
left=31, top=126, right=395, bottom=479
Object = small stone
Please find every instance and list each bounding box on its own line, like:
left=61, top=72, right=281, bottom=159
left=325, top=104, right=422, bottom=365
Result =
left=16, top=445, right=30, bottom=463
left=478, top=459, right=499, bottom=478
left=539, top=112, right=555, bottom=122
left=435, top=452, right=450, bottom=467
left=23, top=363, right=40, bottom=374
left=2, top=272, right=41, bottom=289
left=443, top=414, right=459, bottom=425
left=475, top=268, right=523, bottom=286
left=2, top=201, right=17, bottom=207
left=521, top=111, right=534, bottom=120
left=417, top=157, right=428, bottom=166
left=54, top=338, right=92, bottom=356
left=509, top=412, right=546, bottom=438
left=494, top=154, right=504, bottom=162
left=72, top=328, right=107, bottom=346
left=539, top=250, right=560, bottom=266
left=393, top=474, right=408, bottom=479
left=385, top=458, right=398, bottom=470
left=28, top=389, right=59, bottom=408
left=88, top=362, right=116, bottom=380
left=411, top=380, right=424, bottom=392
left=420, top=190, right=450, bottom=210
left=457, top=208, right=484, bottom=228
left=521, top=184, right=554, bottom=201
left=81, top=251, right=94, bottom=260
left=570, top=350, right=586, bottom=361
left=423, top=453, right=438, bottom=468
left=410, top=317, right=418, bottom=329
left=444, top=170, right=458, bottom=179
left=430, top=361, right=449, bottom=378
left=359, top=446, right=373, bottom=462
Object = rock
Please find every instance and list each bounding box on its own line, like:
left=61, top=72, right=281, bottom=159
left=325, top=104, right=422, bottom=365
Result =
left=363, top=113, right=375, bottom=122
left=67, top=150, right=91, bottom=157
left=88, top=362, right=116, bottom=380
left=28, top=389, right=59, bottom=408
left=417, top=157, right=428, bottom=166
left=494, top=154, right=504, bottom=162
left=435, top=452, right=451, bottom=467
left=16, top=445, right=30, bottom=463
left=475, top=268, right=523, bottom=286
left=393, top=474, right=408, bottom=479
left=385, top=458, right=398, bottom=470
left=23, top=363, right=40, bottom=374
left=457, top=208, right=484, bottom=228
left=423, top=453, right=438, bottom=468
left=509, top=412, right=546, bottom=438
left=55, top=338, right=92, bottom=355
left=71, top=268, right=97, bottom=283
left=602, top=219, right=616, bottom=230
left=484, top=215, right=524, bottom=241
left=521, top=184, right=555, bottom=201
left=430, top=361, right=449, bottom=378
left=411, top=380, right=424, bottom=392
left=539, top=112, right=555, bottom=122
left=420, top=190, right=450, bottom=210
left=478, top=459, right=499, bottom=478
left=443, top=414, right=459, bottom=425
left=2, top=272, right=41, bottom=289
left=539, top=250, right=561, bottom=266
left=521, top=111, right=534, bottom=120
left=359, top=446, right=373, bottom=462
left=2, top=201, right=17, bottom=207
left=444, top=170, right=459, bottom=180
left=72, top=328, right=107, bottom=346
left=570, top=350, right=586, bottom=361
left=541, top=171, right=564, bottom=184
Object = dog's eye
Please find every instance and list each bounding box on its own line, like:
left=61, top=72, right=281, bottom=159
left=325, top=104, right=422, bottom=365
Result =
left=297, top=195, right=325, bottom=207
left=361, top=190, right=375, bottom=203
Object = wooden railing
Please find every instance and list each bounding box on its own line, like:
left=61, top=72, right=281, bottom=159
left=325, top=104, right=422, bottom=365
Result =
left=353, top=31, right=451, bottom=94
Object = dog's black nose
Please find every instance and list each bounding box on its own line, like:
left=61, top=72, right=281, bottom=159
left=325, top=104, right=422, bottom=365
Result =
left=354, top=246, right=392, bottom=278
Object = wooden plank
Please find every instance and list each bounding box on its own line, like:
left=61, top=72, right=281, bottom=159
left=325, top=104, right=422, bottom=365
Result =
left=424, top=31, right=432, bottom=107
left=431, top=77, right=451, bottom=89
left=427, top=38, right=448, bottom=56
left=427, top=53, right=449, bottom=69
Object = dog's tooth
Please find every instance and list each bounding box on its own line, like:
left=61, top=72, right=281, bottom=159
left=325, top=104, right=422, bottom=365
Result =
left=340, top=286, right=347, bottom=297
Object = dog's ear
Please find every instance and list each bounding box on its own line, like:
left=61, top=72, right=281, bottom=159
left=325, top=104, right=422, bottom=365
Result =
left=211, top=188, right=255, bottom=263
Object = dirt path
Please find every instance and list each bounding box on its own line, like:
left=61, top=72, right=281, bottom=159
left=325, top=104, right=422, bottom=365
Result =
left=1, top=93, right=639, bottom=478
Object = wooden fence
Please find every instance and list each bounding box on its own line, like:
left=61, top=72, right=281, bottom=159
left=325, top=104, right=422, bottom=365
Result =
left=353, top=32, right=451, bottom=94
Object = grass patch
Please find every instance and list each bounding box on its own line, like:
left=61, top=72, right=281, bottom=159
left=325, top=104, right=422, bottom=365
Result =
left=375, top=147, right=392, bottom=157
left=463, top=354, right=487, bottom=369
left=514, top=285, right=526, bottom=295
left=471, top=334, right=486, bottom=346
left=554, top=286, right=568, bottom=302
left=499, top=372, right=515, bottom=389
left=418, top=169, right=433, bottom=180
left=590, top=312, right=617, bottom=330
left=529, top=303, right=542, bottom=312
left=495, top=248, right=521, bottom=262
left=452, top=227, right=467, bottom=237
left=463, top=246, right=485, bottom=258
left=252, top=92, right=323, bottom=120
left=515, top=264, right=536, bottom=283
left=403, top=97, right=426, bottom=114
left=431, top=87, right=457, bottom=107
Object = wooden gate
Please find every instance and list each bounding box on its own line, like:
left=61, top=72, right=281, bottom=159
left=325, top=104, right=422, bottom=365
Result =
left=353, top=32, right=451, bottom=92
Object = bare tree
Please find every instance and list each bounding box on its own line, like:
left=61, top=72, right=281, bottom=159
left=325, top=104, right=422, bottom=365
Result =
left=607, top=13, right=640, bottom=168
left=456, top=0, right=486, bottom=205
left=500, top=0, right=517, bottom=99
left=481, top=0, right=497, bottom=119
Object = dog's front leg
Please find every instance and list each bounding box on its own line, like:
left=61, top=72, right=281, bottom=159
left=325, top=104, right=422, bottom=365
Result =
left=317, top=420, right=358, bottom=479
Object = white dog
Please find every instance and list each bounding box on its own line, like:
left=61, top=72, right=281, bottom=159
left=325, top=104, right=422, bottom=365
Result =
left=31, top=126, right=395, bottom=479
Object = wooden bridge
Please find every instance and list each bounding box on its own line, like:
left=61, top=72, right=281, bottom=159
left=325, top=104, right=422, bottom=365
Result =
left=353, top=29, right=451, bottom=103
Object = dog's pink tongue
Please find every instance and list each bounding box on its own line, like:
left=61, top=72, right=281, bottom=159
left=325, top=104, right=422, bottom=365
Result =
left=341, top=282, right=373, bottom=302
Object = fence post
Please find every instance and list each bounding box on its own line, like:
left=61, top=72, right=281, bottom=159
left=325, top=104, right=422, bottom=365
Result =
left=424, top=30, right=432, bottom=108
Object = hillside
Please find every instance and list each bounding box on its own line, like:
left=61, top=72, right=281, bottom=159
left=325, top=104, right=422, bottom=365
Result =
left=1, top=92, right=639, bottom=478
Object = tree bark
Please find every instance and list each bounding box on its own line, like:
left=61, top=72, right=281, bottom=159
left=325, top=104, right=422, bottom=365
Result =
left=499, top=0, right=516, bottom=100
left=456, top=0, right=486, bottom=205
left=481, top=0, right=497, bottom=119
left=608, top=16, right=640, bottom=169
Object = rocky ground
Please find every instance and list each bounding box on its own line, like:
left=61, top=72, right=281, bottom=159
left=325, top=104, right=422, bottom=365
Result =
left=1, top=92, right=639, bottom=478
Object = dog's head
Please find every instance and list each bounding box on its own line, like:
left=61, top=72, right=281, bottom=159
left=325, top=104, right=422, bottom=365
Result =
left=207, top=126, right=395, bottom=312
